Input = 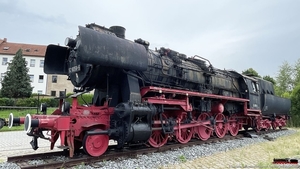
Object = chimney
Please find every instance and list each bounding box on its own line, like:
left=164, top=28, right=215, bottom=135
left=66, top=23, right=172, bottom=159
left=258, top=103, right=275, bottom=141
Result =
left=4, top=38, right=7, bottom=42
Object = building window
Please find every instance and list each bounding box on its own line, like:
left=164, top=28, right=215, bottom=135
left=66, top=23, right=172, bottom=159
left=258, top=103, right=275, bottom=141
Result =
left=37, top=90, right=43, bottom=94
left=40, top=60, right=44, bottom=68
left=51, top=91, right=56, bottom=96
left=38, top=75, right=44, bottom=83
left=29, top=75, right=34, bottom=82
left=2, top=57, right=8, bottom=65
left=30, top=59, right=35, bottom=67
left=52, top=75, right=57, bottom=83
left=0, top=73, right=5, bottom=81
left=59, top=91, right=65, bottom=97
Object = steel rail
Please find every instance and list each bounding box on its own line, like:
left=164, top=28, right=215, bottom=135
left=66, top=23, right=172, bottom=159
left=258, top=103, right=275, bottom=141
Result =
left=7, top=128, right=287, bottom=169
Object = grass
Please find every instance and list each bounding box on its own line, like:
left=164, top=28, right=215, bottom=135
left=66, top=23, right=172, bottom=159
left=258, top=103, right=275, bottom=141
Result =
left=222, top=128, right=300, bottom=168
left=0, top=108, right=37, bottom=119
left=1, top=125, right=25, bottom=132
left=0, top=108, right=56, bottom=132
left=178, top=155, right=187, bottom=163
left=250, top=128, right=300, bottom=168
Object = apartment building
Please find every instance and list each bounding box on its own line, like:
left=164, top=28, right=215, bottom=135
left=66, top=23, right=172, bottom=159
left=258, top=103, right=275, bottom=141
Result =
left=0, top=38, right=73, bottom=96
left=46, top=74, right=74, bottom=97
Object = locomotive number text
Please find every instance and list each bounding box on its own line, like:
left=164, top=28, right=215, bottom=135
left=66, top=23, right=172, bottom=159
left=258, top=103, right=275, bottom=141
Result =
left=69, top=65, right=81, bottom=73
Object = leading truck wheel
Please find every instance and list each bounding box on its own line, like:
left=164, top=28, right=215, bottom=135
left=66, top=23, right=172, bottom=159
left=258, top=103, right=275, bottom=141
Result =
left=83, top=129, right=109, bottom=157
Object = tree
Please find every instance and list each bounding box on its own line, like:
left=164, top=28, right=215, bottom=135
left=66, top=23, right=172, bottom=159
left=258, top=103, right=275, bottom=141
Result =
left=242, top=68, right=261, bottom=77
left=289, top=83, right=300, bottom=127
left=275, top=61, right=293, bottom=97
left=0, top=49, right=33, bottom=98
left=262, top=75, right=276, bottom=85
left=293, top=58, right=300, bottom=87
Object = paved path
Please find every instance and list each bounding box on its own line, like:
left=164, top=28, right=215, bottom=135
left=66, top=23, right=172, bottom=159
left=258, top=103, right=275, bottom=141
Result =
left=0, top=131, right=117, bottom=163
left=0, top=131, right=60, bottom=162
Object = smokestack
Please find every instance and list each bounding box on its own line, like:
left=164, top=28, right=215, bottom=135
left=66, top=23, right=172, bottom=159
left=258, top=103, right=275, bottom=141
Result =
left=109, top=26, right=126, bottom=39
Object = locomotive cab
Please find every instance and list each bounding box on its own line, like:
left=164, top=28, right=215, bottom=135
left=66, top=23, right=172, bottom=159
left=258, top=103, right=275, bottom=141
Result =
left=243, top=76, right=261, bottom=110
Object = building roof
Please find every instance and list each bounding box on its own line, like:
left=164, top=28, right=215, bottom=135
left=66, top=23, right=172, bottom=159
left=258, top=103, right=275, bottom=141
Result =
left=0, top=38, right=46, bottom=57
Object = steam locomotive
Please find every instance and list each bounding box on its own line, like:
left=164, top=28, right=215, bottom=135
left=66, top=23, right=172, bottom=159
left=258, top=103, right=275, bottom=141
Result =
left=9, top=23, right=291, bottom=157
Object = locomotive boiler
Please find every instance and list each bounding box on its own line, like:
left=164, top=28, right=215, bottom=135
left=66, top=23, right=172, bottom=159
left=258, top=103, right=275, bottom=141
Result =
left=8, top=23, right=291, bottom=157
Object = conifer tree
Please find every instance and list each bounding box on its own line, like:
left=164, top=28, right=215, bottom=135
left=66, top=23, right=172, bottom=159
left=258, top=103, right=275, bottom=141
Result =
left=0, top=49, right=33, bottom=98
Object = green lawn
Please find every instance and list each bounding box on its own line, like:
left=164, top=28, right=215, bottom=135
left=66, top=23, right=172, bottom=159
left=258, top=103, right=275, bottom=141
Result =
left=0, top=108, right=56, bottom=132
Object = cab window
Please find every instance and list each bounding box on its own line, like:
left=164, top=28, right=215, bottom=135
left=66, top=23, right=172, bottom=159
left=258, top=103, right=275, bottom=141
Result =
left=251, top=82, right=257, bottom=92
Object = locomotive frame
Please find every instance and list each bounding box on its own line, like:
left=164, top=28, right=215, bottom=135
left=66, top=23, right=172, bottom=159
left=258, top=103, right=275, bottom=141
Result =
left=8, top=23, right=290, bottom=158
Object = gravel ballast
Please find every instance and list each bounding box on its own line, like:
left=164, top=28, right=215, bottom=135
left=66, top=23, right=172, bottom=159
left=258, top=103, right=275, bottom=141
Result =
left=0, top=129, right=296, bottom=169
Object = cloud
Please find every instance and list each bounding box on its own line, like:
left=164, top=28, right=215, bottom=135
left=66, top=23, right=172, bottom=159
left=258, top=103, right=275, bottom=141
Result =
left=0, top=0, right=299, bottom=77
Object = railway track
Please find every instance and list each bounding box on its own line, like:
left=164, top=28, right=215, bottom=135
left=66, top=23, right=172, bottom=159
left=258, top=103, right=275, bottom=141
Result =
left=7, top=129, right=285, bottom=169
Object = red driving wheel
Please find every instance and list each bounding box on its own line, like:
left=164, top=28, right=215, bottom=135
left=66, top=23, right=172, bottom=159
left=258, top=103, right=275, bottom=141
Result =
left=195, top=113, right=212, bottom=141
left=176, top=116, right=193, bottom=144
left=148, top=113, right=169, bottom=148
left=228, top=115, right=239, bottom=136
left=214, top=113, right=227, bottom=138
left=255, top=118, right=262, bottom=132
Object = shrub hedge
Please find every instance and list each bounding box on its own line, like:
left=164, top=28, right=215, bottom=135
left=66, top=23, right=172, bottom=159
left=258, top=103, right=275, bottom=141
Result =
left=65, top=94, right=94, bottom=105
left=0, top=94, right=94, bottom=107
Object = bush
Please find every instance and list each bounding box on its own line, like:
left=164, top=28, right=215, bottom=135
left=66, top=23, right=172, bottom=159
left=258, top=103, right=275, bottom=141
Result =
left=78, top=94, right=94, bottom=105
left=0, top=98, right=15, bottom=106
left=289, top=84, right=300, bottom=127
left=15, top=97, right=39, bottom=107
left=40, top=98, right=59, bottom=107
left=65, top=94, right=94, bottom=105
left=0, top=94, right=92, bottom=107
left=0, top=97, right=59, bottom=107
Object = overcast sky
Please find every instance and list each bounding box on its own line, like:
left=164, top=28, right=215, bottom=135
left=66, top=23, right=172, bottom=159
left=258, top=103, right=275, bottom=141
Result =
left=1, top=0, right=299, bottom=78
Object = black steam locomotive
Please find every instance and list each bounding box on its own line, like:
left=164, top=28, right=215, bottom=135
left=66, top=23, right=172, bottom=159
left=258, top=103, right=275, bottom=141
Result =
left=10, top=23, right=290, bottom=157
